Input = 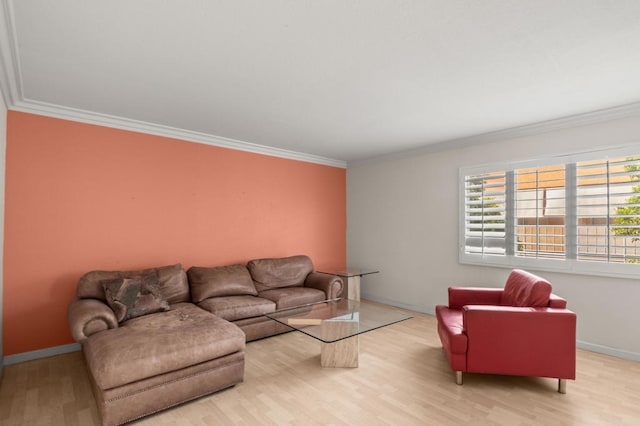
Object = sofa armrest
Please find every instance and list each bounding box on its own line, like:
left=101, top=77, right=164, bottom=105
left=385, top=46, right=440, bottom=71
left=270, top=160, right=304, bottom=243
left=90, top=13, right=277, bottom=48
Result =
left=549, top=293, right=567, bottom=308
left=462, top=305, right=576, bottom=379
left=68, top=298, right=118, bottom=342
left=304, top=272, right=344, bottom=299
left=448, top=287, right=503, bottom=310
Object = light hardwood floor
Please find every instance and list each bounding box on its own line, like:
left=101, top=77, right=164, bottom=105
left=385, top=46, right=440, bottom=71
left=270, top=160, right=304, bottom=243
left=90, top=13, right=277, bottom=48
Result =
left=1, top=304, right=639, bottom=425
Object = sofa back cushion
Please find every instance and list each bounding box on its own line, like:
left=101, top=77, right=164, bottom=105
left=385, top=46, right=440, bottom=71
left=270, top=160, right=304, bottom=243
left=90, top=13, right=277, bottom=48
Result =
left=501, top=269, right=552, bottom=307
left=187, top=264, right=258, bottom=303
left=77, top=263, right=190, bottom=304
left=247, top=255, right=313, bottom=292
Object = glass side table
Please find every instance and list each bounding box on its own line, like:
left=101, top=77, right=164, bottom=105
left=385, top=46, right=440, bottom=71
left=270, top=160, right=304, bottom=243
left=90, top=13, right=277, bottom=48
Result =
left=317, top=269, right=379, bottom=301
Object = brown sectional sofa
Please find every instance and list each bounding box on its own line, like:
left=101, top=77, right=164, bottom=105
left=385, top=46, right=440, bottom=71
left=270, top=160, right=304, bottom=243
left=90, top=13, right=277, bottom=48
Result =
left=68, top=255, right=343, bottom=425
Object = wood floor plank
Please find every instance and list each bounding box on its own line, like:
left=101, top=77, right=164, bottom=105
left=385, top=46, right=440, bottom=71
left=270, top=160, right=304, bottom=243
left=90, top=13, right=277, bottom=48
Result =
left=1, top=302, right=639, bottom=425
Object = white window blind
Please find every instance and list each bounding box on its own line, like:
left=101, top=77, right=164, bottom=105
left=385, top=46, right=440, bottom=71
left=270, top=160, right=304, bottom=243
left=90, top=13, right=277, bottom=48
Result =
left=514, top=165, right=566, bottom=259
left=464, top=172, right=506, bottom=255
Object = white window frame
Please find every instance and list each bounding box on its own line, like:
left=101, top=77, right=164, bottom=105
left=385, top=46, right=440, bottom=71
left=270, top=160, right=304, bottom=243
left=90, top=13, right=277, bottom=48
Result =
left=459, top=144, right=640, bottom=279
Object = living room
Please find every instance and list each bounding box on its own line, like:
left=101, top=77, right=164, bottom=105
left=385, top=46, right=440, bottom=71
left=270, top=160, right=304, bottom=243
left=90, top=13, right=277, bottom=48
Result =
left=1, top=2, right=640, bottom=425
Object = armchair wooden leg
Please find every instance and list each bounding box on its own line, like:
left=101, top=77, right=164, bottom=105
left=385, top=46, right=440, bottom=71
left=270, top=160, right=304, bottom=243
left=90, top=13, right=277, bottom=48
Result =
left=455, top=371, right=463, bottom=385
left=558, top=379, right=567, bottom=394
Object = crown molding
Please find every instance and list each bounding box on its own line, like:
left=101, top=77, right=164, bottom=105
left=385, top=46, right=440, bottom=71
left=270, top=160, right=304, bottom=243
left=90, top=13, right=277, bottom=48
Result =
left=11, top=98, right=347, bottom=168
left=348, top=100, right=640, bottom=168
left=6, top=97, right=347, bottom=168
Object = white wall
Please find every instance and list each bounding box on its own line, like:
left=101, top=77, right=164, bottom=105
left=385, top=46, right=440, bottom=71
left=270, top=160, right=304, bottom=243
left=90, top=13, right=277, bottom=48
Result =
left=347, top=113, right=640, bottom=360
left=0, top=89, right=6, bottom=377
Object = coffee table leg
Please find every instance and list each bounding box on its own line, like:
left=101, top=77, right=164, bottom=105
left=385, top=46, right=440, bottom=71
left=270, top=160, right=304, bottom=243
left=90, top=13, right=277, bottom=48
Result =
left=347, top=275, right=361, bottom=301
left=321, top=336, right=358, bottom=368
left=320, top=320, right=359, bottom=368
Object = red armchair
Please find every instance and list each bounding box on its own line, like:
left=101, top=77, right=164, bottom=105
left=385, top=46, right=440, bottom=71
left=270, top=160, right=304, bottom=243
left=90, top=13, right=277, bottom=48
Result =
left=435, top=269, right=576, bottom=393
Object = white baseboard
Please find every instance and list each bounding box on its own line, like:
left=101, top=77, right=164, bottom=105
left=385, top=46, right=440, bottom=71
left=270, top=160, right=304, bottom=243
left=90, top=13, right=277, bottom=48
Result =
left=4, top=343, right=81, bottom=365
left=361, top=293, right=640, bottom=363
left=362, top=293, right=436, bottom=316
left=576, top=341, right=640, bottom=362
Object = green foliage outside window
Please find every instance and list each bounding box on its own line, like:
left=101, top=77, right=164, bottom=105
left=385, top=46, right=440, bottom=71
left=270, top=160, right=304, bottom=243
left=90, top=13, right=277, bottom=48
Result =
left=613, top=158, right=640, bottom=263
left=613, top=159, right=640, bottom=242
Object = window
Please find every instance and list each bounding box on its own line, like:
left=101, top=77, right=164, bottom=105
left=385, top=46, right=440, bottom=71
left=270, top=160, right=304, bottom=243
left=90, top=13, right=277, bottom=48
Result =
left=460, top=146, right=640, bottom=278
left=577, top=157, right=640, bottom=263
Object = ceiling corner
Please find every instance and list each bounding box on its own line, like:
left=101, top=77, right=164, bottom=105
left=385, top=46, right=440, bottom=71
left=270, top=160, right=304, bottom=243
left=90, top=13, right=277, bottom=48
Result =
left=0, top=0, right=22, bottom=108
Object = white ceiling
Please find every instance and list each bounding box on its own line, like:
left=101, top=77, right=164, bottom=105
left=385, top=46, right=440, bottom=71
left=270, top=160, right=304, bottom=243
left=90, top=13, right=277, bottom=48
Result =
left=2, top=1, right=640, bottom=165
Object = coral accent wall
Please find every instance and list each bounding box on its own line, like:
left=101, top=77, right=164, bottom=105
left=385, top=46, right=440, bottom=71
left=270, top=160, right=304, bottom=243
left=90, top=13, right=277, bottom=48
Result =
left=3, top=111, right=346, bottom=355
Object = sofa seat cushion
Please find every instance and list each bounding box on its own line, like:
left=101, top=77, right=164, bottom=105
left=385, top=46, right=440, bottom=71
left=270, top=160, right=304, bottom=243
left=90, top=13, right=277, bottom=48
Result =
left=83, top=303, right=245, bottom=390
left=198, top=296, right=276, bottom=321
left=258, top=287, right=326, bottom=310
left=435, top=305, right=468, bottom=354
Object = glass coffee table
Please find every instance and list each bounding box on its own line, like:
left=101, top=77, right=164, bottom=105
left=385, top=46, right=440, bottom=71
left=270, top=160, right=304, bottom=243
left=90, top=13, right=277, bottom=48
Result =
left=264, top=298, right=412, bottom=368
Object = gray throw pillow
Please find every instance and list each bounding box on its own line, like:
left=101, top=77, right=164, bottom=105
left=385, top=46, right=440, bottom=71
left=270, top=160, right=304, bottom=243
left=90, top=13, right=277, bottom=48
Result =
left=102, top=275, right=170, bottom=322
